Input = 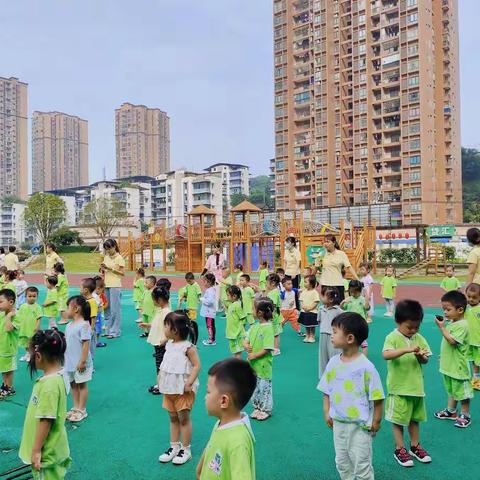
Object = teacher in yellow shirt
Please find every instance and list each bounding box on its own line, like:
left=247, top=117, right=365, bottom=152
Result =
left=466, top=227, right=480, bottom=285
left=100, top=238, right=125, bottom=339
left=320, top=234, right=358, bottom=301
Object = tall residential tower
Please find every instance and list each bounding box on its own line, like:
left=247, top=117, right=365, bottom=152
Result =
left=273, top=0, right=461, bottom=224
left=115, top=103, right=170, bottom=179
left=32, top=111, right=89, bottom=192
left=0, top=77, right=28, bottom=199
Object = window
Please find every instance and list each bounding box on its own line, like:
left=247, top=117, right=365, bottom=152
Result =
left=411, top=203, right=421, bottom=213
left=294, top=92, right=310, bottom=103
left=358, top=44, right=366, bottom=54
left=410, top=171, right=421, bottom=181
left=409, top=107, right=420, bottom=118
left=358, top=29, right=366, bottom=40
left=409, top=123, right=420, bottom=134
left=410, top=187, right=421, bottom=197
left=407, top=27, right=418, bottom=40
left=407, top=44, right=418, bottom=56
left=407, top=60, right=419, bottom=72
left=407, top=0, right=417, bottom=7
left=408, top=91, right=420, bottom=102
left=359, top=88, right=367, bottom=99
left=407, top=13, right=418, bottom=24
left=408, top=76, right=419, bottom=87
left=410, top=139, right=420, bottom=150
left=410, top=155, right=421, bottom=165
left=276, top=160, right=285, bottom=170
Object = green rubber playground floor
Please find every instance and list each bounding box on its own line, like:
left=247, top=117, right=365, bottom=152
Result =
left=1, top=287, right=479, bottom=479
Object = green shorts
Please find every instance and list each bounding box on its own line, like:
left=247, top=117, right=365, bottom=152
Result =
left=31, top=458, right=71, bottom=480
left=0, top=355, right=17, bottom=373
left=272, top=319, right=283, bottom=337
left=142, top=313, right=152, bottom=325
left=58, top=297, right=67, bottom=312
left=385, top=394, right=426, bottom=426
left=228, top=336, right=244, bottom=354
left=443, top=375, right=473, bottom=401
left=468, top=345, right=480, bottom=366
left=245, top=313, right=255, bottom=326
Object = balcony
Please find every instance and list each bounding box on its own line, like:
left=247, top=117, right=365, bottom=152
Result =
left=293, top=0, right=309, bottom=13
left=294, top=39, right=310, bottom=52
left=294, top=12, right=309, bottom=25
left=442, top=0, right=449, bottom=10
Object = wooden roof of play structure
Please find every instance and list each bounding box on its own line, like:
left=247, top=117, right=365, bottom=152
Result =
left=188, top=205, right=217, bottom=216
left=230, top=200, right=262, bottom=212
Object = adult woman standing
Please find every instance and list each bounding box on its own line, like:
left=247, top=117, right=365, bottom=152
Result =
left=45, top=243, right=63, bottom=276
left=202, top=242, right=226, bottom=310
left=0, top=247, right=5, bottom=268
left=100, top=239, right=125, bottom=339
left=320, top=234, right=358, bottom=301
left=284, top=236, right=302, bottom=289
left=466, top=227, right=480, bottom=285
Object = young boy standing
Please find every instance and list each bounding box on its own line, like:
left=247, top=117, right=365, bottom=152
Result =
left=381, top=265, right=397, bottom=317
left=280, top=277, right=302, bottom=336
left=139, top=275, right=157, bottom=338
left=197, top=358, right=257, bottom=480
left=239, top=274, right=255, bottom=328
left=440, top=265, right=461, bottom=292
left=318, top=312, right=384, bottom=480
left=219, top=267, right=233, bottom=316
left=183, top=272, right=202, bottom=339
left=0, top=289, right=19, bottom=398
left=465, top=283, right=480, bottom=389
left=434, top=290, right=472, bottom=428
left=17, top=287, right=43, bottom=362
left=43, top=276, right=59, bottom=328
left=258, top=261, right=269, bottom=292
left=383, top=300, right=432, bottom=467
left=81, top=278, right=99, bottom=359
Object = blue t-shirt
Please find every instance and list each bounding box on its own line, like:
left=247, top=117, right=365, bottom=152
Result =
left=64, top=320, right=92, bottom=372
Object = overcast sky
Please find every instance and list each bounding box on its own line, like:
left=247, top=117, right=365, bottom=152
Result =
left=1, top=0, right=478, bottom=186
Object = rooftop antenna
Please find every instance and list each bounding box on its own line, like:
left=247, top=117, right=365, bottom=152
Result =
left=103, top=166, right=106, bottom=181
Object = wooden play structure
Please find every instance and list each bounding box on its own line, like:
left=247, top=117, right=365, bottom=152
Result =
left=118, top=201, right=377, bottom=274
left=397, top=244, right=447, bottom=278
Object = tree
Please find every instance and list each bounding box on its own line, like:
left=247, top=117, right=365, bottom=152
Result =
left=23, top=193, right=67, bottom=251
left=462, top=147, right=480, bottom=222
left=50, top=227, right=84, bottom=246
left=230, top=193, right=248, bottom=208
left=81, top=197, right=129, bottom=245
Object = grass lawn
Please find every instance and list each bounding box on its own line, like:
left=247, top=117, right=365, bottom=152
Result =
left=25, top=253, right=103, bottom=274
left=1, top=286, right=479, bottom=479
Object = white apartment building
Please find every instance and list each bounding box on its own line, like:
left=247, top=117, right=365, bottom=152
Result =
left=204, top=163, right=250, bottom=223
left=152, top=170, right=223, bottom=227
left=0, top=202, right=27, bottom=247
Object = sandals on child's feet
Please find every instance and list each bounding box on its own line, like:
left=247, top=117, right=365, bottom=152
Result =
left=256, top=411, right=271, bottom=421
left=250, top=410, right=260, bottom=419
left=66, top=409, right=78, bottom=420
left=69, top=410, right=88, bottom=422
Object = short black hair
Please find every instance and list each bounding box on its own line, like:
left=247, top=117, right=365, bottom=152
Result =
left=332, top=312, right=369, bottom=346
left=441, top=290, right=467, bottom=311
left=466, top=283, right=480, bottom=295
left=261, top=260, right=268, bottom=267
left=185, top=272, right=195, bottom=280
left=266, top=273, right=280, bottom=286
left=348, top=280, right=364, bottom=294
left=208, top=358, right=257, bottom=410
left=304, top=275, right=317, bottom=289
left=281, top=276, right=293, bottom=285
left=156, top=278, right=172, bottom=291
left=0, top=288, right=16, bottom=303
left=67, top=295, right=91, bottom=320
left=136, top=267, right=145, bottom=276
left=6, top=270, right=16, bottom=281
left=28, top=329, right=66, bottom=377
left=203, top=273, right=216, bottom=286
left=275, top=267, right=285, bottom=275
left=227, top=285, right=242, bottom=301
left=53, top=262, right=65, bottom=274
left=235, top=264, right=243, bottom=271
left=395, top=299, right=424, bottom=324
left=8, top=246, right=16, bottom=253
left=26, top=286, right=39, bottom=295
left=240, top=273, right=251, bottom=282
left=152, top=286, right=170, bottom=303
left=46, top=275, right=58, bottom=287
left=81, top=277, right=96, bottom=294
left=164, top=310, right=194, bottom=341
left=145, top=275, right=157, bottom=286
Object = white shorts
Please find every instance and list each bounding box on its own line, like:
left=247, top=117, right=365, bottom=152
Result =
left=66, top=366, right=93, bottom=384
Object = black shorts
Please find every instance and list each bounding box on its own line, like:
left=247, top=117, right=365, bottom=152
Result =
left=299, top=312, right=318, bottom=327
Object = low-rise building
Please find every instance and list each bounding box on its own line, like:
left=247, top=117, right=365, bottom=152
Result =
left=0, top=202, right=27, bottom=247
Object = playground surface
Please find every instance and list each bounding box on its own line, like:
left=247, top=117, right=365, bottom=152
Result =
left=1, top=283, right=479, bottom=480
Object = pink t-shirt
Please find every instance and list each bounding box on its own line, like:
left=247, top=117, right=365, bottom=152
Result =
left=205, top=253, right=226, bottom=283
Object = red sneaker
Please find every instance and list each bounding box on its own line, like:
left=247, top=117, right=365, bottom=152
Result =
left=394, top=448, right=414, bottom=467
left=409, top=444, right=432, bottom=463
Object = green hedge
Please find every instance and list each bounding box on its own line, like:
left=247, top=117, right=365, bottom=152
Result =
left=57, top=246, right=95, bottom=254
left=378, top=246, right=455, bottom=265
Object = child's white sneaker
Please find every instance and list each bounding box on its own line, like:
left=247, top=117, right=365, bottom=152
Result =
left=159, top=443, right=181, bottom=463
left=273, top=349, right=281, bottom=356
left=172, top=446, right=192, bottom=465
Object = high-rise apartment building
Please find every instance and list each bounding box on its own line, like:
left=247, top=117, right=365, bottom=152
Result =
left=115, top=103, right=170, bottom=179
left=32, top=111, right=89, bottom=192
left=273, top=0, right=461, bottom=224
left=0, top=77, right=28, bottom=199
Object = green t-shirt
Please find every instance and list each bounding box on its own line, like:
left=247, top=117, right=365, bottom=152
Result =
left=343, top=296, right=368, bottom=320
left=0, top=311, right=19, bottom=356
left=56, top=273, right=69, bottom=300
left=226, top=301, right=246, bottom=339
left=383, top=329, right=431, bottom=396
left=220, top=276, right=233, bottom=302
left=5, top=282, right=16, bottom=293
left=466, top=304, right=480, bottom=347
left=439, top=319, right=470, bottom=380
left=381, top=276, right=397, bottom=299
left=185, top=282, right=202, bottom=310
left=247, top=323, right=274, bottom=379
left=241, top=286, right=255, bottom=316
left=19, top=372, right=70, bottom=467
left=267, top=289, right=281, bottom=327
left=258, top=269, right=269, bottom=290
left=43, top=289, right=58, bottom=318
left=200, top=416, right=255, bottom=480
left=440, top=276, right=461, bottom=292
left=236, top=272, right=243, bottom=285
left=142, top=289, right=155, bottom=318
left=18, top=303, right=43, bottom=340
left=133, top=278, right=145, bottom=303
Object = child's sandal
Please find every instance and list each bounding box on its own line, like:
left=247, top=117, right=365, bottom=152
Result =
left=69, top=410, right=88, bottom=422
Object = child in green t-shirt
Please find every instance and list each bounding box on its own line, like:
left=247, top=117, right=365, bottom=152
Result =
left=233, top=264, right=244, bottom=286
left=0, top=288, right=19, bottom=398
left=245, top=297, right=275, bottom=421
left=197, top=358, right=257, bottom=480
left=54, top=262, right=69, bottom=325
left=258, top=261, right=269, bottom=291
left=133, top=267, right=145, bottom=323
left=43, top=276, right=59, bottom=328
left=265, top=273, right=282, bottom=356
left=434, top=291, right=472, bottom=428
left=239, top=274, right=256, bottom=327
left=381, top=265, right=397, bottom=317
left=465, top=283, right=480, bottom=390
left=139, top=275, right=156, bottom=338
left=383, top=300, right=432, bottom=467
left=19, top=329, right=70, bottom=479
left=225, top=286, right=246, bottom=358
left=18, top=286, right=43, bottom=362
left=182, top=272, right=202, bottom=322
left=219, top=266, right=233, bottom=316
left=440, top=265, right=461, bottom=292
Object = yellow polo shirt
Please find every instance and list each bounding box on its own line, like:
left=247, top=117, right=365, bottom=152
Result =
left=320, top=249, right=351, bottom=286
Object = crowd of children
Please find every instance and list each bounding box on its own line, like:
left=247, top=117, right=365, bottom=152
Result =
left=4, top=248, right=480, bottom=480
